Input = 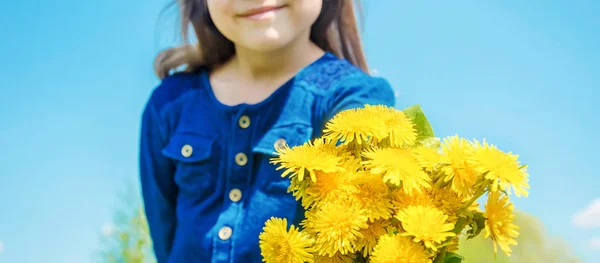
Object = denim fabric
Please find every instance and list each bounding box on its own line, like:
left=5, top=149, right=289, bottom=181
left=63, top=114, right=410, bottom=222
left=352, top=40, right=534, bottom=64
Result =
left=139, top=52, right=395, bottom=263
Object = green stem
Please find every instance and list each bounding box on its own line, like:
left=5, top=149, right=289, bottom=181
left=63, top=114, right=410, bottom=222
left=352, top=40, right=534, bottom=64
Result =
left=456, top=183, right=488, bottom=216
left=355, top=144, right=362, bottom=160
left=433, top=248, right=447, bottom=263
left=436, top=240, right=455, bottom=249
left=433, top=169, right=452, bottom=188
left=434, top=176, right=446, bottom=188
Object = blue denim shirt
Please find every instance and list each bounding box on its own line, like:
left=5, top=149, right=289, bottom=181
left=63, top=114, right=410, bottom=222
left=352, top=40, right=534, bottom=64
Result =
left=139, top=52, right=395, bottom=263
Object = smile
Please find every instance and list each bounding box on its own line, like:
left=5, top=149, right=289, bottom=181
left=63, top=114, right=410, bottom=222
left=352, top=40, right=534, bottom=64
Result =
left=238, top=5, right=286, bottom=21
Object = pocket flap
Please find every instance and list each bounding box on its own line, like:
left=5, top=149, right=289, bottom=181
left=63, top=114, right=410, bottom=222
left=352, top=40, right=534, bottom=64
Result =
left=162, top=132, right=215, bottom=163
left=253, top=124, right=313, bottom=156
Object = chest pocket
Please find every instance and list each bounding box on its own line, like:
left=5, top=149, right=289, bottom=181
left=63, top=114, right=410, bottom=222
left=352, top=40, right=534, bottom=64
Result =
left=162, top=131, right=217, bottom=196
left=252, top=123, right=313, bottom=194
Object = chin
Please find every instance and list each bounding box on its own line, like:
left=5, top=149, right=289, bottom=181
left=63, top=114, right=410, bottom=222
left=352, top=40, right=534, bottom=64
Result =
left=239, top=31, right=296, bottom=52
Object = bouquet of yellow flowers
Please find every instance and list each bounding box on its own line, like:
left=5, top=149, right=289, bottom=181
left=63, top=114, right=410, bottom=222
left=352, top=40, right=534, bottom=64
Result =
left=258, top=104, right=530, bottom=263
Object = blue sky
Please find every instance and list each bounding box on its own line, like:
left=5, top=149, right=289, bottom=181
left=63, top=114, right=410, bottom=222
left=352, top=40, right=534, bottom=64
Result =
left=0, top=0, right=598, bottom=262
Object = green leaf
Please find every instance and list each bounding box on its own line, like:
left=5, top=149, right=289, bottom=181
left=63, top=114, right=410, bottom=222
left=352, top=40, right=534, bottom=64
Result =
left=466, top=212, right=486, bottom=239
left=352, top=252, right=368, bottom=263
left=433, top=251, right=446, bottom=263
left=418, top=137, right=441, bottom=150
left=444, top=252, right=464, bottom=263
left=452, top=217, right=469, bottom=234
left=402, top=104, right=435, bottom=142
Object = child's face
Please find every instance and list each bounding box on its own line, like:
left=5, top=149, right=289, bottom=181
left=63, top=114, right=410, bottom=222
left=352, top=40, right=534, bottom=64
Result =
left=207, top=0, right=322, bottom=53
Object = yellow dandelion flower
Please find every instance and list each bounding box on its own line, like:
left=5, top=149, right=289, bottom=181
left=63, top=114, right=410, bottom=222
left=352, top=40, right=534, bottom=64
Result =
left=445, top=237, right=460, bottom=252
left=313, top=252, right=355, bottom=263
left=302, top=170, right=358, bottom=209
left=412, top=146, right=441, bottom=172
left=309, top=201, right=368, bottom=256
left=300, top=210, right=317, bottom=236
left=429, top=187, right=464, bottom=223
left=370, top=234, right=433, bottom=263
left=468, top=200, right=484, bottom=213
left=363, top=148, right=431, bottom=193
left=391, top=189, right=433, bottom=213
left=363, top=104, right=417, bottom=147
left=440, top=135, right=478, bottom=197
left=396, top=205, right=456, bottom=251
left=484, top=191, right=519, bottom=257
left=472, top=139, right=530, bottom=197
left=355, top=219, right=390, bottom=257
left=323, top=107, right=386, bottom=145
left=341, top=155, right=363, bottom=172
left=288, top=176, right=311, bottom=202
left=351, top=172, right=394, bottom=222
left=271, top=141, right=344, bottom=182
left=313, top=137, right=351, bottom=156
left=288, top=151, right=359, bottom=206
left=259, top=217, right=314, bottom=263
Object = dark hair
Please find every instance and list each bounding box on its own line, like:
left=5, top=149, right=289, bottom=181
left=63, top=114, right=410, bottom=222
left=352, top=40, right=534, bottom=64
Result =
left=154, top=0, right=368, bottom=79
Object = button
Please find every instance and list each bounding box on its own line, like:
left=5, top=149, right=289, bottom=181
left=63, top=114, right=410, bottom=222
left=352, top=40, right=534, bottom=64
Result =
left=181, top=144, right=193, bottom=157
left=218, top=226, right=232, bottom=240
left=229, top=188, right=242, bottom=202
left=274, top=138, right=287, bottom=151
left=235, top=153, right=248, bottom=166
left=239, top=115, right=250, bottom=129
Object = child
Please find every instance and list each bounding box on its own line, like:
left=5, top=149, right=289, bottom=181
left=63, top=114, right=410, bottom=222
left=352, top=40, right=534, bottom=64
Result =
left=140, top=0, right=395, bottom=262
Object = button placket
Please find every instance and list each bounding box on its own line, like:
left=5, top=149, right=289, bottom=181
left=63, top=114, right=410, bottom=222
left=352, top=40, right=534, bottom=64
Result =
left=229, top=188, right=242, bottom=202
left=239, top=115, right=250, bottom=129
left=235, top=152, right=248, bottom=166
left=229, top=113, right=250, bottom=205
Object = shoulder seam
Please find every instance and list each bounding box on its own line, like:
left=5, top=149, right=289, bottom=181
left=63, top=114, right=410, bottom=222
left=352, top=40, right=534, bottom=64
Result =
left=149, top=71, right=202, bottom=113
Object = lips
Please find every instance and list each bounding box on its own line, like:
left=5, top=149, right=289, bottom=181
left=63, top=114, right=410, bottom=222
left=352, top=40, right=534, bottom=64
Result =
left=238, top=5, right=285, bottom=19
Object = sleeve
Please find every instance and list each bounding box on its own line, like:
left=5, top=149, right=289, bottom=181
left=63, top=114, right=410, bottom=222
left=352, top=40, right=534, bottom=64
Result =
left=325, top=75, right=396, bottom=121
left=139, top=99, right=178, bottom=263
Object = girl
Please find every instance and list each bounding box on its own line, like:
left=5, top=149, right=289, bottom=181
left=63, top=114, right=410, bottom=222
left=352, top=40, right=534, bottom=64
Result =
left=140, top=0, right=395, bottom=262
